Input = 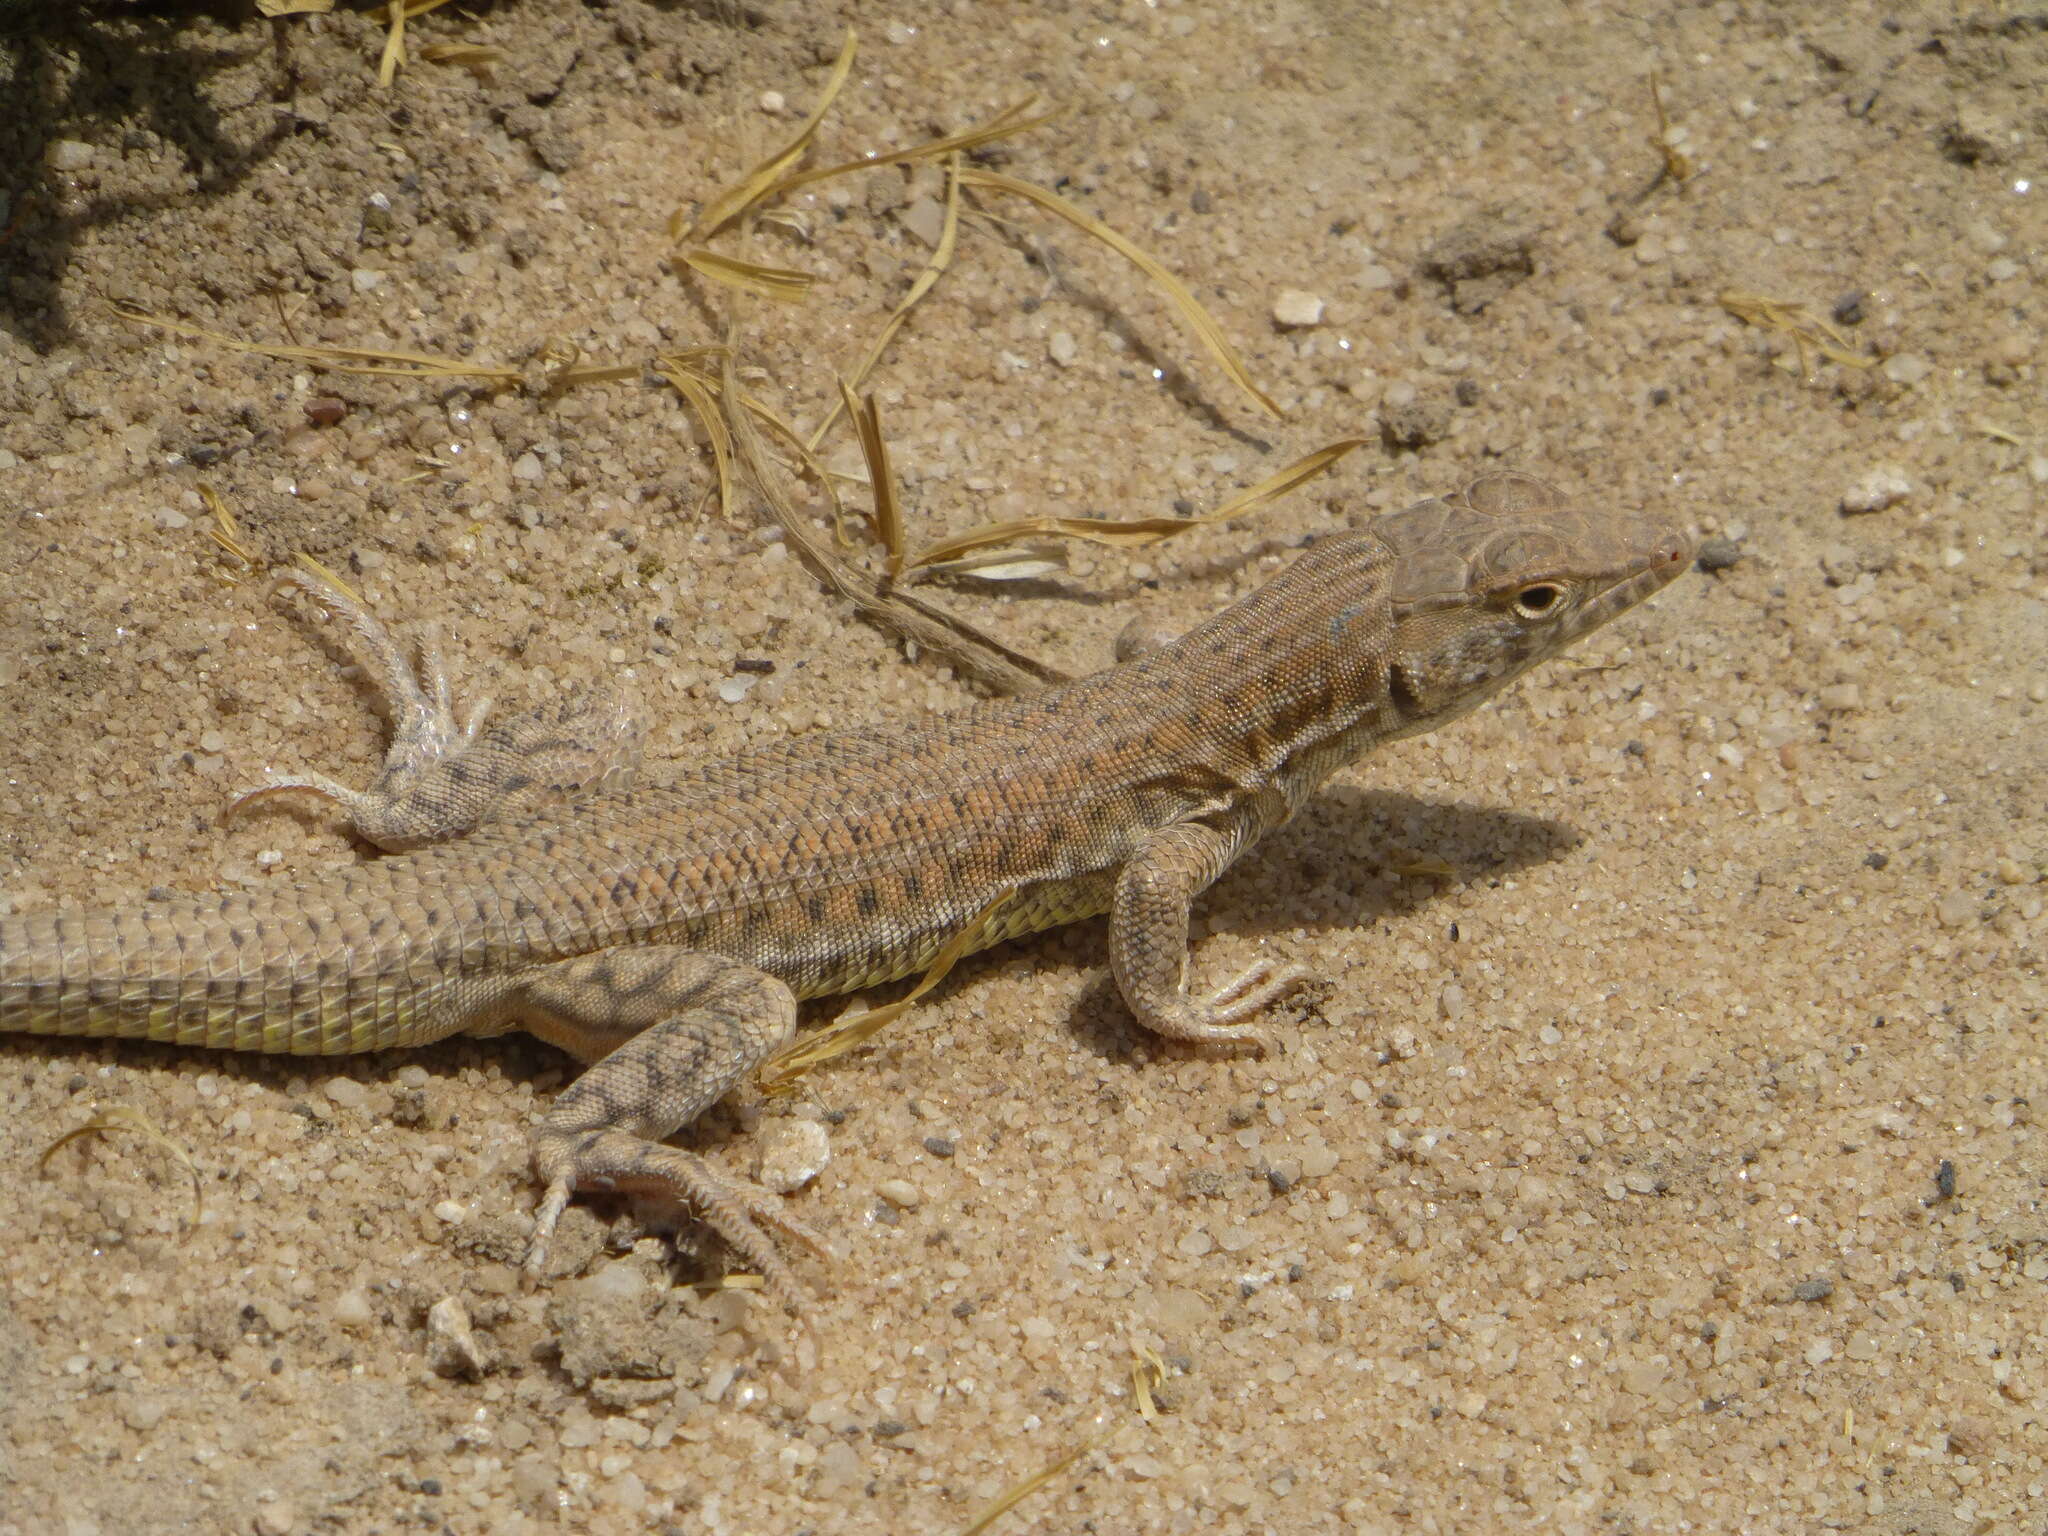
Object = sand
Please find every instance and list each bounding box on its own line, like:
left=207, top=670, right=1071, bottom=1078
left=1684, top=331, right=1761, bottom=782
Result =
left=1, top=1, right=2042, bottom=1531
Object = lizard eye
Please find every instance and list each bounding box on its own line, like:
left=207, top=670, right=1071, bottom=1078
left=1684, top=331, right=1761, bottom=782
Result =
left=1513, top=582, right=1565, bottom=619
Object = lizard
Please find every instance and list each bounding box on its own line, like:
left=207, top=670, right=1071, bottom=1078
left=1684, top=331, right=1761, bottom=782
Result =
left=0, top=472, right=1691, bottom=1301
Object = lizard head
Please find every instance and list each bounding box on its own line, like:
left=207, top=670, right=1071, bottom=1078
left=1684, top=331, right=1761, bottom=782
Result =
left=1368, top=471, right=1693, bottom=732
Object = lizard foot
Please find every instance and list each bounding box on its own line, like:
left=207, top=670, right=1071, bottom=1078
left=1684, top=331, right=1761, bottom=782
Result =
left=1142, top=956, right=1311, bottom=1052
left=225, top=565, right=641, bottom=849
left=526, top=1129, right=832, bottom=1313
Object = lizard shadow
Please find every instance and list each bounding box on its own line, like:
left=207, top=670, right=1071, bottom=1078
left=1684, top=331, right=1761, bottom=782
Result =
left=1043, top=784, right=1583, bottom=1062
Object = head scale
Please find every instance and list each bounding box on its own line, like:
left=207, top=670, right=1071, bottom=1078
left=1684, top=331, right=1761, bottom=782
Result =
left=1365, top=472, right=1692, bottom=733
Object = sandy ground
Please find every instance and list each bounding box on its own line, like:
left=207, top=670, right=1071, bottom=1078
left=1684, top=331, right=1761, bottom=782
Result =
left=1, top=1, right=2043, bottom=1532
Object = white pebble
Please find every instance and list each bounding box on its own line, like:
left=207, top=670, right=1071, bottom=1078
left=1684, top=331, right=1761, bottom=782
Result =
left=333, top=1289, right=374, bottom=1328
left=755, top=1118, right=831, bottom=1192
left=1272, top=289, right=1326, bottom=327
left=425, top=1295, right=486, bottom=1378
left=876, top=1177, right=922, bottom=1209
left=1839, top=466, right=1910, bottom=515
left=1881, top=353, right=1930, bottom=386
left=716, top=675, right=757, bottom=704
left=324, top=1076, right=367, bottom=1109
left=1048, top=330, right=1079, bottom=367
left=47, top=139, right=95, bottom=171
left=758, top=90, right=785, bottom=114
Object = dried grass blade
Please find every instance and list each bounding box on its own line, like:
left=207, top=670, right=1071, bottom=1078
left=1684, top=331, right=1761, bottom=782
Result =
left=680, top=249, right=816, bottom=303
left=199, top=485, right=255, bottom=571
left=376, top=0, right=408, bottom=86
left=1203, top=435, right=1365, bottom=520
left=957, top=1431, right=1105, bottom=1536
left=111, top=303, right=524, bottom=382
left=719, top=316, right=1064, bottom=694
left=766, top=99, right=1057, bottom=202
left=808, top=153, right=965, bottom=451
left=837, top=381, right=903, bottom=571
left=655, top=358, right=737, bottom=521
left=903, top=437, right=1361, bottom=571
left=682, top=27, right=857, bottom=243
left=961, top=169, right=1281, bottom=417
left=1718, top=290, right=1875, bottom=371
left=372, top=0, right=457, bottom=19
left=418, top=42, right=503, bottom=76
left=41, top=1104, right=205, bottom=1229
left=737, top=388, right=848, bottom=535
left=916, top=544, right=1068, bottom=583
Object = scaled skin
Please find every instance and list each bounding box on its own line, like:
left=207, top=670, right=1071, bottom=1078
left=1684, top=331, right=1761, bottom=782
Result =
left=0, top=472, right=1691, bottom=1299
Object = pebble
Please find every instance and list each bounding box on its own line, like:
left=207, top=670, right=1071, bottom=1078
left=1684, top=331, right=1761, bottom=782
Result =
left=899, top=195, right=947, bottom=248
left=876, top=1177, right=922, bottom=1209
left=1840, top=467, right=1910, bottom=515
left=47, top=139, right=95, bottom=171
left=1695, top=536, right=1743, bottom=572
left=755, top=1118, right=830, bottom=1192
left=758, top=90, right=785, bottom=114
left=324, top=1076, right=368, bottom=1109
left=716, top=675, right=757, bottom=704
left=1272, top=289, right=1326, bottom=328
left=425, top=1295, right=486, bottom=1378
left=1934, top=890, right=1975, bottom=928
left=334, top=1289, right=374, bottom=1328
left=253, top=1498, right=297, bottom=1536
left=1880, top=353, right=1930, bottom=386
left=1048, top=329, right=1079, bottom=367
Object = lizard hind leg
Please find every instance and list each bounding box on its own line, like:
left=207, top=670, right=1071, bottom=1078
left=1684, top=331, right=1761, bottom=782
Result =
left=226, top=565, right=642, bottom=850
left=517, top=947, right=824, bottom=1309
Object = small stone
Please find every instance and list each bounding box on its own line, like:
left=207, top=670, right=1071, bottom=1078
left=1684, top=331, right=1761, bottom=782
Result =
left=324, top=1076, right=367, bottom=1109
left=253, top=1498, right=297, bottom=1536
left=425, top=1295, right=486, bottom=1379
left=433, top=1199, right=468, bottom=1225
left=1272, top=289, right=1326, bottom=328
left=1934, top=890, right=1974, bottom=928
left=1793, top=1276, right=1834, bottom=1303
left=899, top=195, right=947, bottom=249
left=1695, top=536, right=1742, bottom=572
left=119, top=1395, right=167, bottom=1433
left=47, top=139, right=95, bottom=171
left=755, top=1118, right=830, bottom=1193
left=1880, top=353, right=1930, bottom=387
left=715, top=675, right=757, bottom=704
left=922, top=1135, right=956, bottom=1159
left=1840, top=466, right=1910, bottom=515
left=1816, top=683, right=1861, bottom=712
left=876, top=1177, right=922, bottom=1210
left=1047, top=329, right=1079, bottom=367
left=350, top=267, right=386, bottom=294
left=758, top=90, right=786, bottom=114
left=333, top=1289, right=374, bottom=1328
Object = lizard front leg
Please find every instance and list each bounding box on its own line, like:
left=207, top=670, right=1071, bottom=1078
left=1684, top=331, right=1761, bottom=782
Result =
left=227, top=565, right=642, bottom=849
left=1109, top=820, right=1308, bottom=1050
left=514, top=946, right=825, bottom=1305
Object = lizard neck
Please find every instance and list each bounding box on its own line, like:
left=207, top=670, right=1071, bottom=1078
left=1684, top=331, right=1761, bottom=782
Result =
left=1098, top=530, right=1404, bottom=821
